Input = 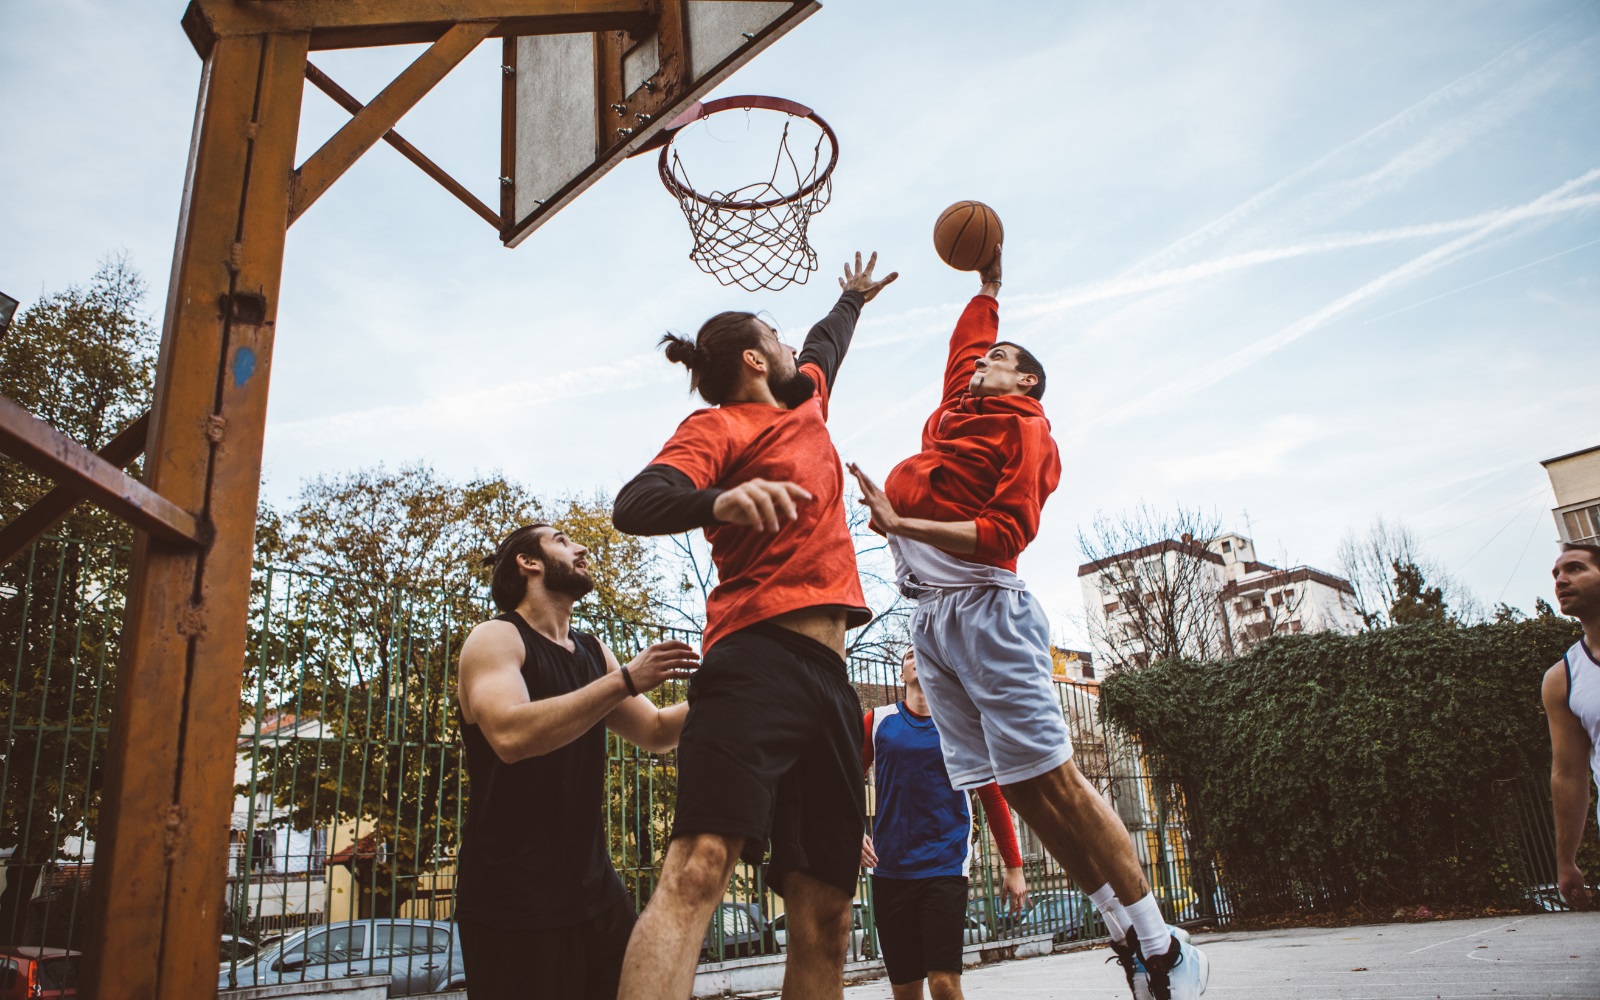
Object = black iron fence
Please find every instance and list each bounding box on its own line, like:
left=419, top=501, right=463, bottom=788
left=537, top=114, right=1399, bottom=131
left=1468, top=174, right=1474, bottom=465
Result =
left=3, top=536, right=1564, bottom=994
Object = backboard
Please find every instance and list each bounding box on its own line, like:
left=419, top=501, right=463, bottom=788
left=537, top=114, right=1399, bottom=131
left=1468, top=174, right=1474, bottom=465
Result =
left=500, top=0, right=819, bottom=247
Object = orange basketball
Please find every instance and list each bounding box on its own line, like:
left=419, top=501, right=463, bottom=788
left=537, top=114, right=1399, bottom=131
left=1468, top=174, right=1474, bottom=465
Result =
left=932, top=200, right=1003, bottom=271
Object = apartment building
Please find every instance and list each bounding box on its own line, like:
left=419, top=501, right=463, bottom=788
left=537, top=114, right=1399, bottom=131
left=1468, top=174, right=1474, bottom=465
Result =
left=1543, top=445, right=1600, bottom=545
left=1079, top=531, right=1361, bottom=668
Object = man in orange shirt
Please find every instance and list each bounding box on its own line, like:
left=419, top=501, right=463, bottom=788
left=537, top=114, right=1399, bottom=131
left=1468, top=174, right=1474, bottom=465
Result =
left=612, top=253, right=897, bottom=1000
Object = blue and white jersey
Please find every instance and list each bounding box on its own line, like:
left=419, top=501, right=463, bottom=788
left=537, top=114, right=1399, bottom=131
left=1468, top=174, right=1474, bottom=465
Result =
left=868, top=702, right=975, bottom=879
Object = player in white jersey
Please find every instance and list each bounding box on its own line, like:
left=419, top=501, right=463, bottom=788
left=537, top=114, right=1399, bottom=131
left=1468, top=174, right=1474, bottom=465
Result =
left=1541, top=541, right=1600, bottom=909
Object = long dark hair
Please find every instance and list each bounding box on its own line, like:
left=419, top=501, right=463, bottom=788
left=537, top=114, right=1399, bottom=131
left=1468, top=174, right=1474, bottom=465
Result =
left=660, top=311, right=767, bottom=405
left=484, top=523, right=551, bottom=612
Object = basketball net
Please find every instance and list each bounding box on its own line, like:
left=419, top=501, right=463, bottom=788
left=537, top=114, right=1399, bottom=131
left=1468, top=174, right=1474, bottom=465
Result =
left=664, top=119, right=833, bottom=292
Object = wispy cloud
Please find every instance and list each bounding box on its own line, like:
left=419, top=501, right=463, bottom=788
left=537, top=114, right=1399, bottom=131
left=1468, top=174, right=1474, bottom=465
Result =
left=1121, top=15, right=1583, bottom=272
left=1084, top=167, right=1600, bottom=431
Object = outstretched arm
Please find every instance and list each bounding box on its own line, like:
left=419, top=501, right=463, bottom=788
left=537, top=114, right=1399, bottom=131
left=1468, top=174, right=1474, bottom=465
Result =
left=1545, top=662, right=1594, bottom=908
left=798, top=252, right=898, bottom=395
left=603, top=642, right=695, bottom=753
left=457, top=622, right=696, bottom=763
left=940, top=245, right=1004, bottom=408
left=848, top=462, right=978, bottom=553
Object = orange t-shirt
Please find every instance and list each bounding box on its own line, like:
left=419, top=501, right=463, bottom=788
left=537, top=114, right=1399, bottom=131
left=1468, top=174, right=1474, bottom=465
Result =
left=650, top=362, right=871, bottom=652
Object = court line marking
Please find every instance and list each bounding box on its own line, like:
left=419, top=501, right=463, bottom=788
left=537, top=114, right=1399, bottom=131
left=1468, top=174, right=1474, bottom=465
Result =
left=1405, top=916, right=1536, bottom=954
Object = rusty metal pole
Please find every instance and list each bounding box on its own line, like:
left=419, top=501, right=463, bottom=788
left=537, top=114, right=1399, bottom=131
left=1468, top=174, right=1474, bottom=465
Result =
left=85, top=29, right=308, bottom=1000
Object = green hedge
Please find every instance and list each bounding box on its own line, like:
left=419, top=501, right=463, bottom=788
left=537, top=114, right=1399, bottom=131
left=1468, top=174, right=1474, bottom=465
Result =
left=1100, top=618, right=1584, bottom=915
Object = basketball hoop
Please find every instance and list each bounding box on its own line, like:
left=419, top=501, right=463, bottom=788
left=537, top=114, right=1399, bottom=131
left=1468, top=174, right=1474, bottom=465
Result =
left=639, top=96, right=838, bottom=292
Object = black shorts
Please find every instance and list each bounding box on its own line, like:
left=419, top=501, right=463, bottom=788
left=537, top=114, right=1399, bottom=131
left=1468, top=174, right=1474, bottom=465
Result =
left=871, top=875, right=969, bottom=984
left=457, top=897, right=635, bottom=1000
left=672, top=622, right=866, bottom=896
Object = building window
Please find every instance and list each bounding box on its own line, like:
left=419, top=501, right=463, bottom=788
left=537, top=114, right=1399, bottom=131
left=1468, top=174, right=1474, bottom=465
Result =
left=250, top=829, right=275, bottom=872
left=1564, top=504, right=1600, bottom=545
left=1271, top=592, right=1283, bottom=606
left=1220, top=541, right=1232, bottom=552
left=1103, top=600, right=1119, bottom=613
left=1083, top=662, right=1096, bottom=679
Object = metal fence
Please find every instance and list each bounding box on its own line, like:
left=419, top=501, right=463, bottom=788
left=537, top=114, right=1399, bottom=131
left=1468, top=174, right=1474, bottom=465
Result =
left=4, top=537, right=1255, bottom=992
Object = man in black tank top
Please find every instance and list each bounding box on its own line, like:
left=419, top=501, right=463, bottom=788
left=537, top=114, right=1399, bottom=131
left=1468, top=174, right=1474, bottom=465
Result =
left=455, top=524, right=699, bottom=1000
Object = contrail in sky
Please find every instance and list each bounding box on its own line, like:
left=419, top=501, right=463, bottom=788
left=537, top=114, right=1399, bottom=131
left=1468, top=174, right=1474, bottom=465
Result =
left=1084, top=167, right=1600, bottom=431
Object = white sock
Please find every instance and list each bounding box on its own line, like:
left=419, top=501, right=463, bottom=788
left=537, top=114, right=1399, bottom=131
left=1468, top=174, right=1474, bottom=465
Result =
left=1089, top=883, right=1128, bottom=940
left=1124, top=893, right=1172, bottom=957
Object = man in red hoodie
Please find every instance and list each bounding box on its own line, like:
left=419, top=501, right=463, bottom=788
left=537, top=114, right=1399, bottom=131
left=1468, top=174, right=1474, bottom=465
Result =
left=850, top=247, right=1209, bottom=1000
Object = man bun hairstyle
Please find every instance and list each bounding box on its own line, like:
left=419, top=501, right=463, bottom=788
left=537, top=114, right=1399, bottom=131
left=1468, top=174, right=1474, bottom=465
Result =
left=995, top=341, right=1046, bottom=400
left=660, top=311, right=767, bottom=405
left=1562, top=541, right=1600, bottom=569
left=484, top=523, right=551, bottom=612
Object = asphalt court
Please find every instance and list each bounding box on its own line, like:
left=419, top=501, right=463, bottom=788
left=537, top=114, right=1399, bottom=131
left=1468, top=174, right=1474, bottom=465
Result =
left=841, top=912, right=1600, bottom=999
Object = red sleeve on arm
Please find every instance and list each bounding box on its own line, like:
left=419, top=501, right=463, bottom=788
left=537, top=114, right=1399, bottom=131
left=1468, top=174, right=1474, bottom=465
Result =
left=976, top=783, right=1023, bottom=869
left=801, top=361, right=831, bottom=421
left=942, top=296, right=999, bottom=409
left=861, top=710, right=875, bottom=775
left=649, top=410, right=735, bottom=489
left=972, top=420, right=1061, bottom=564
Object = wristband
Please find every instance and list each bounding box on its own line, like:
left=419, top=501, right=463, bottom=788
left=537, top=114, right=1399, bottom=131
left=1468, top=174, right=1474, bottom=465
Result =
left=620, top=665, right=639, bottom=697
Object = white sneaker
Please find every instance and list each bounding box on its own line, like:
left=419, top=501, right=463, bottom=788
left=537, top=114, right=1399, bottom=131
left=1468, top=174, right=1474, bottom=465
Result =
left=1140, top=926, right=1208, bottom=1000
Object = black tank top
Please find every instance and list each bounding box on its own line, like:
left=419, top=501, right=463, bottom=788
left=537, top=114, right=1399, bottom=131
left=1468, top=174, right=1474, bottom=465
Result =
left=456, top=612, right=627, bottom=928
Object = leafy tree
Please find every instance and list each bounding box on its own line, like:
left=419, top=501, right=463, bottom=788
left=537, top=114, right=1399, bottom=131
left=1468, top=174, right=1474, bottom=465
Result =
left=0, top=256, right=155, bottom=945
left=1337, top=517, right=1479, bottom=628
left=240, top=465, right=672, bottom=916
left=1388, top=560, right=1450, bottom=626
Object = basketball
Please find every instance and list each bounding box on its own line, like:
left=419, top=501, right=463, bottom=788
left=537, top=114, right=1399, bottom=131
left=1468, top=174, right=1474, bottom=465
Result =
left=932, top=200, right=1003, bottom=271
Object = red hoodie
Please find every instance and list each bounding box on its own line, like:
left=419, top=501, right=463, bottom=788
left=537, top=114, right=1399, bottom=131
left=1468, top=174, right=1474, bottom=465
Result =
left=883, top=295, right=1061, bottom=571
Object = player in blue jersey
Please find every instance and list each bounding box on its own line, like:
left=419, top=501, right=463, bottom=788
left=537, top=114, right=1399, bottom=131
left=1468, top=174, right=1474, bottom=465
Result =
left=860, top=647, right=1027, bottom=1000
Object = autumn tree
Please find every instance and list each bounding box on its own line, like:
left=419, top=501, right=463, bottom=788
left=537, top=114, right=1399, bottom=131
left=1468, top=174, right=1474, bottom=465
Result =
left=241, top=465, right=672, bottom=916
left=0, top=255, right=156, bottom=945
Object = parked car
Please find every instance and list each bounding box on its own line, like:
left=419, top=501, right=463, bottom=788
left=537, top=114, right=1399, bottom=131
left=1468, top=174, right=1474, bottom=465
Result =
left=217, top=919, right=466, bottom=996
left=0, top=947, right=80, bottom=999
left=770, top=903, right=876, bottom=960
left=966, top=894, right=1025, bottom=936
left=218, top=934, right=261, bottom=969
left=700, top=902, right=777, bottom=962
left=1015, top=890, right=1093, bottom=944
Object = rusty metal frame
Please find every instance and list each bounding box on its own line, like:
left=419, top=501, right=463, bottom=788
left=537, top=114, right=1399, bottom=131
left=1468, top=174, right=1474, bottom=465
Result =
left=0, top=2, right=822, bottom=995
left=305, top=62, right=502, bottom=230
left=0, top=412, right=150, bottom=563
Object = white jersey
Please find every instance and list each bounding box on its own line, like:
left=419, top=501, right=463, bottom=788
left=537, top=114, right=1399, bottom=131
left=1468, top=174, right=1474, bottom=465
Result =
left=1564, top=639, right=1600, bottom=825
left=889, top=535, right=1025, bottom=597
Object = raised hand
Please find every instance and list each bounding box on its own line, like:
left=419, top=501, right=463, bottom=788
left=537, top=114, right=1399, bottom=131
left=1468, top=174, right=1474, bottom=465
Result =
left=625, top=640, right=700, bottom=692
left=979, top=243, right=1002, bottom=292
left=712, top=478, right=813, bottom=532
left=840, top=251, right=899, bottom=303
left=846, top=462, right=901, bottom=536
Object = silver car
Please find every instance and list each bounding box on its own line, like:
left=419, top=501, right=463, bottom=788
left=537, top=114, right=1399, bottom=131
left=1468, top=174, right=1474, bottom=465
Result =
left=218, top=919, right=466, bottom=996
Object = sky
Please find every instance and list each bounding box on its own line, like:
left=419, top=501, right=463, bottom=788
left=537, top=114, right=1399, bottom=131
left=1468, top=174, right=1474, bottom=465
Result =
left=2, top=0, right=1597, bottom=645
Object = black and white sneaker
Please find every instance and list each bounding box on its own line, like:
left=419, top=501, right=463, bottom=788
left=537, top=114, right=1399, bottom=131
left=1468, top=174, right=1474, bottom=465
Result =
left=1140, top=927, right=1209, bottom=1000
left=1107, top=929, right=1151, bottom=999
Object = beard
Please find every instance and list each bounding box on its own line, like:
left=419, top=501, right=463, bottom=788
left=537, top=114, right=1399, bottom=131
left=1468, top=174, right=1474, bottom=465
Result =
left=541, top=557, right=595, bottom=600
left=769, top=365, right=817, bottom=409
